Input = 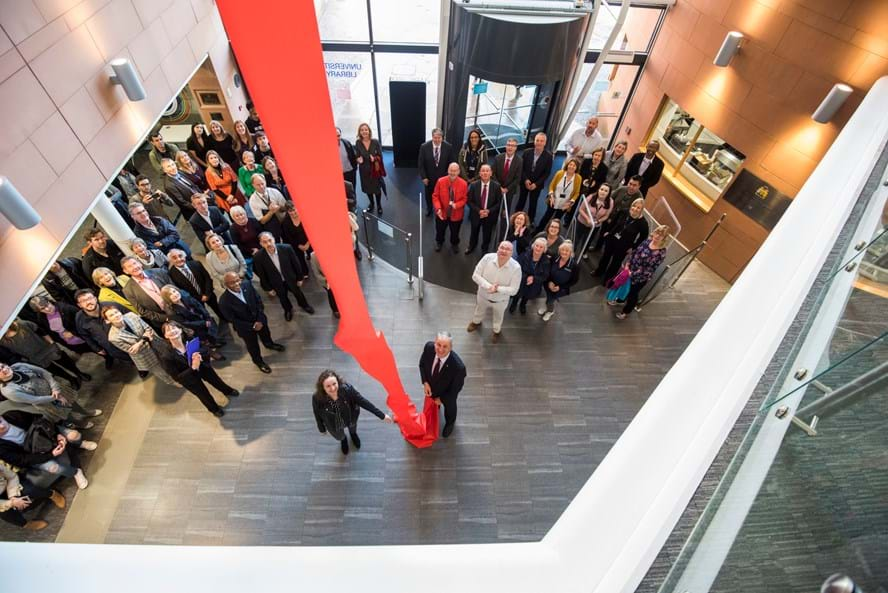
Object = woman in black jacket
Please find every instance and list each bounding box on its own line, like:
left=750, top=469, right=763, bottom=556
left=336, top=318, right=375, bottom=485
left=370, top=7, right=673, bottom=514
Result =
left=594, top=198, right=650, bottom=284
left=541, top=241, right=580, bottom=322
left=157, top=322, right=238, bottom=418
left=312, top=370, right=393, bottom=455
left=159, top=286, right=224, bottom=357
left=29, top=296, right=92, bottom=356
left=509, top=237, right=551, bottom=315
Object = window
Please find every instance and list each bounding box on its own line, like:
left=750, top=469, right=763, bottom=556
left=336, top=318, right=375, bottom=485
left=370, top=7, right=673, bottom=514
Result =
left=323, top=52, right=376, bottom=140
left=589, top=5, right=662, bottom=53
left=375, top=53, right=439, bottom=145
left=370, top=0, right=441, bottom=44
left=317, top=0, right=370, bottom=42
left=650, top=98, right=746, bottom=204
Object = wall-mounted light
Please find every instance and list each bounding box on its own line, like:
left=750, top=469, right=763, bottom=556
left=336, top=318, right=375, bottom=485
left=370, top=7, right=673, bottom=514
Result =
left=109, top=58, right=146, bottom=101
left=713, top=31, right=744, bottom=67
left=811, top=83, right=853, bottom=124
left=0, top=176, right=41, bottom=230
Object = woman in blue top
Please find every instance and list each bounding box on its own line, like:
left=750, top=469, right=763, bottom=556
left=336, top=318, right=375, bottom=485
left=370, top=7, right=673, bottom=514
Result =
left=509, top=237, right=551, bottom=315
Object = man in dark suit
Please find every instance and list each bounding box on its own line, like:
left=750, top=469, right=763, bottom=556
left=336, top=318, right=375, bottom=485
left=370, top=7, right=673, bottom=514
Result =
left=160, top=158, right=199, bottom=219
left=41, top=258, right=90, bottom=305
left=417, top=128, right=455, bottom=217
left=253, top=232, right=315, bottom=321
left=120, top=256, right=173, bottom=327
left=130, top=203, right=192, bottom=256
left=516, top=132, right=554, bottom=225
left=492, top=137, right=523, bottom=213
left=465, top=165, right=503, bottom=255
left=623, top=140, right=664, bottom=196
left=188, top=193, right=231, bottom=250
left=218, top=272, right=284, bottom=374
left=167, top=248, right=225, bottom=323
left=337, top=127, right=358, bottom=187
left=418, top=332, right=466, bottom=438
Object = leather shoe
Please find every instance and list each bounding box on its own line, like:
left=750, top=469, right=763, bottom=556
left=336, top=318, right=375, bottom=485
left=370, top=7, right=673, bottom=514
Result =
left=466, top=321, right=481, bottom=332
left=492, top=331, right=501, bottom=343
left=354, top=249, right=362, bottom=261
left=213, top=408, right=225, bottom=418
left=267, top=343, right=286, bottom=351
left=434, top=243, right=443, bottom=252
left=426, top=211, right=432, bottom=218
left=227, top=390, right=240, bottom=398
left=302, top=305, right=315, bottom=315
left=49, top=490, right=66, bottom=509
left=350, top=432, right=361, bottom=449
left=340, top=438, right=349, bottom=455
left=464, top=246, right=475, bottom=255
left=257, top=363, right=272, bottom=374
left=442, top=423, right=454, bottom=438
left=284, top=309, right=293, bottom=322
left=451, top=245, right=459, bottom=254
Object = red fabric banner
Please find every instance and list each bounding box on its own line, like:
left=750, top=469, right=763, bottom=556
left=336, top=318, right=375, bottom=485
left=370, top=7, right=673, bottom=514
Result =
left=216, top=0, right=438, bottom=447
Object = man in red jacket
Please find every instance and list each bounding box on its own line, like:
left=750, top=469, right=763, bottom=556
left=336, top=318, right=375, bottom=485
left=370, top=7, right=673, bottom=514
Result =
left=432, top=162, right=468, bottom=253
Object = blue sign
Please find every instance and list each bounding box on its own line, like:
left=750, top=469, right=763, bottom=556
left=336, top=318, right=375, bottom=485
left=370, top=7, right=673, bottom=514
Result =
left=472, top=82, right=488, bottom=95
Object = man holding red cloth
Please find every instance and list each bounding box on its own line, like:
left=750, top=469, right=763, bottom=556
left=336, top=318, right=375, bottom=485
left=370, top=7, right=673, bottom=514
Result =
left=433, top=162, right=468, bottom=253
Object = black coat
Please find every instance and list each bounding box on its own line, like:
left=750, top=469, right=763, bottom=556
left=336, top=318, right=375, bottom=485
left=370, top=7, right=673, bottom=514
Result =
left=188, top=207, right=231, bottom=245
left=74, top=308, right=128, bottom=359
left=134, top=216, right=183, bottom=253
left=312, top=382, right=385, bottom=434
left=417, top=140, right=455, bottom=186
left=162, top=174, right=200, bottom=217
left=466, top=179, right=503, bottom=222
left=0, top=410, right=58, bottom=468
left=169, top=260, right=215, bottom=301
left=165, top=293, right=214, bottom=341
left=520, top=148, right=554, bottom=187
left=505, top=225, right=534, bottom=256
left=218, top=282, right=267, bottom=336
left=624, top=153, right=664, bottom=196
left=41, top=258, right=90, bottom=304
left=517, top=252, right=551, bottom=299
left=545, top=256, right=580, bottom=299
left=253, top=244, right=307, bottom=293
left=82, top=243, right=126, bottom=278
left=418, top=342, right=466, bottom=405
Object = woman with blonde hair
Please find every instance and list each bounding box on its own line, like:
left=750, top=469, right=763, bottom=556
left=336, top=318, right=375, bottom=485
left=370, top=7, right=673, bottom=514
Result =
left=594, top=197, right=650, bottom=284
left=204, top=232, right=249, bottom=291
left=91, top=267, right=136, bottom=313
left=538, top=157, right=582, bottom=229
left=604, top=139, right=628, bottom=187
left=612, top=224, right=670, bottom=319
left=354, top=122, right=384, bottom=215
left=541, top=240, right=579, bottom=322
left=232, top=119, right=255, bottom=162
left=175, top=151, right=208, bottom=192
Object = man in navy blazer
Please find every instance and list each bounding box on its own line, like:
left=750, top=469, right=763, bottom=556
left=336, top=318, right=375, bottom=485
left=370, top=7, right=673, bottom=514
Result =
left=465, top=164, right=503, bottom=255
left=188, top=193, right=231, bottom=250
left=218, top=272, right=284, bottom=374
left=418, top=332, right=466, bottom=437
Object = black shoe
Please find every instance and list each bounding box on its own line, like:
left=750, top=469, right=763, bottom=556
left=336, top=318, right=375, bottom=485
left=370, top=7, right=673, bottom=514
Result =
left=284, top=309, right=293, bottom=322
left=333, top=311, right=341, bottom=318
left=354, top=249, right=362, bottom=261
left=266, top=343, right=286, bottom=352
left=227, top=390, right=239, bottom=398
left=451, top=245, right=459, bottom=254
left=302, top=305, right=315, bottom=315
left=519, top=304, right=527, bottom=315
left=442, top=423, right=454, bottom=438
left=434, top=243, right=442, bottom=252
left=426, top=211, right=432, bottom=217
left=377, top=206, right=383, bottom=216
left=213, top=409, right=225, bottom=418
left=257, top=363, right=272, bottom=374
left=70, top=378, right=82, bottom=390
left=79, top=373, right=92, bottom=382
left=138, top=370, right=149, bottom=379
left=508, top=305, right=516, bottom=315
left=104, top=358, right=115, bottom=370
left=464, top=246, right=475, bottom=255
left=341, top=438, right=349, bottom=455
left=350, top=432, right=361, bottom=449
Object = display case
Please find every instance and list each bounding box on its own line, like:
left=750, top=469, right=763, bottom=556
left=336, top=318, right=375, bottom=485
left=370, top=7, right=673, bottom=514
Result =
left=649, top=98, right=746, bottom=205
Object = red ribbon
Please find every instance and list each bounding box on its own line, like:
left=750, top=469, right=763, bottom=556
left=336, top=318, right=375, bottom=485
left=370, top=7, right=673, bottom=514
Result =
left=217, top=0, right=438, bottom=447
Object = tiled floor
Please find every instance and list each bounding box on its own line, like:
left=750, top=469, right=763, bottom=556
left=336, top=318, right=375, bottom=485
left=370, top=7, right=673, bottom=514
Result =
left=1, top=252, right=727, bottom=546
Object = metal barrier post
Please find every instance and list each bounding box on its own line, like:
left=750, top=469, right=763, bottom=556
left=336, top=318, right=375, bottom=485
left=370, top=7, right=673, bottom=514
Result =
left=417, top=192, right=424, bottom=300
left=361, top=208, right=375, bottom=261
left=406, top=232, right=414, bottom=285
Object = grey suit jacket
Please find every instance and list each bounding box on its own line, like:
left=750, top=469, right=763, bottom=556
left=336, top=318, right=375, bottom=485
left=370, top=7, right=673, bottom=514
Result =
left=492, top=153, right=523, bottom=198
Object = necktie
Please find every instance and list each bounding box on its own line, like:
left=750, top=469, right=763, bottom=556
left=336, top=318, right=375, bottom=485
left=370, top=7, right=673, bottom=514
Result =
left=434, top=145, right=440, bottom=166
left=504, top=157, right=511, bottom=178
left=181, top=266, right=199, bottom=294
left=432, top=358, right=441, bottom=379
left=481, top=184, right=488, bottom=210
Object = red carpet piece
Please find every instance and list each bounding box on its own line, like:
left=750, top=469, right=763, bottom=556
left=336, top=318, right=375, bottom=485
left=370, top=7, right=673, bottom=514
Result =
left=217, top=0, right=438, bottom=447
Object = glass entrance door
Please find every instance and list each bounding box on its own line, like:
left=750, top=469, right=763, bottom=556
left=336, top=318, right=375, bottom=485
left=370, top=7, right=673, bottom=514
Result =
left=464, top=76, right=538, bottom=153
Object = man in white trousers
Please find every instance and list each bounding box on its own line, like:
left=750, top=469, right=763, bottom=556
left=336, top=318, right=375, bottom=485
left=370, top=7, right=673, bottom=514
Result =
left=467, top=241, right=521, bottom=343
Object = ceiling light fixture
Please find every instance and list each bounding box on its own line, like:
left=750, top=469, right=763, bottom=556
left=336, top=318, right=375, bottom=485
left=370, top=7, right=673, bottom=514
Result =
left=812, top=83, right=853, bottom=123
left=0, top=176, right=41, bottom=230
left=109, top=58, right=146, bottom=101
left=713, top=31, right=744, bottom=67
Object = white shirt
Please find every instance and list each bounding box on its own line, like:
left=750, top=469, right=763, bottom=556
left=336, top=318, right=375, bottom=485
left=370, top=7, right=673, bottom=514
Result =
left=267, top=248, right=282, bottom=275
left=431, top=352, right=450, bottom=375
left=639, top=155, right=654, bottom=176
left=248, top=187, right=287, bottom=220
left=339, top=140, right=354, bottom=173
left=227, top=289, right=246, bottom=303
left=566, top=128, right=604, bottom=157
left=471, top=253, right=521, bottom=303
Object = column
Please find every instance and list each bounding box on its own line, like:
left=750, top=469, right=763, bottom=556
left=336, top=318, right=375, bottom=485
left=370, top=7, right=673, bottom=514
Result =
left=92, top=195, right=136, bottom=255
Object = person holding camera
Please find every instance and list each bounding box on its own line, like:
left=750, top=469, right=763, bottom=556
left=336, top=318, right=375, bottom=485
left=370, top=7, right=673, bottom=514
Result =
left=131, top=175, right=175, bottom=221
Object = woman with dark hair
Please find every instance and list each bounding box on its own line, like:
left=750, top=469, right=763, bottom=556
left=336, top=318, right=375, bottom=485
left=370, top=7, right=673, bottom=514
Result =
left=263, top=156, right=289, bottom=200
left=175, top=151, right=208, bottom=192
left=579, top=147, right=609, bottom=198
left=458, top=129, right=488, bottom=184
left=354, top=123, right=384, bottom=215
left=575, top=183, right=613, bottom=260
left=204, top=150, right=245, bottom=212
left=505, top=211, right=533, bottom=257
left=206, top=121, right=239, bottom=171
left=186, top=122, right=211, bottom=167
left=280, top=203, right=310, bottom=279
left=312, top=370, right=393, bottom=455
left=1, top=320, right=90, bottom=389
left=29, top=296, right=91, bottom=356
left=533, top=218, right=565, bottom=258
left=157, top=322, right=237, bottom=418
left=159, top=286, right=224, bottom=357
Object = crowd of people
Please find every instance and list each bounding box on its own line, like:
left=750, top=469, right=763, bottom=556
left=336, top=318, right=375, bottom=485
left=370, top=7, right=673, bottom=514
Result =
left=1, top=109, right=671, bottom=531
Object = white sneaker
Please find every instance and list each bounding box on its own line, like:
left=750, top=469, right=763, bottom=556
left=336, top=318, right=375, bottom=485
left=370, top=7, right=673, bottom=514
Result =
left=74, top=469, right=89, bottom=490
left=79, top=440, right=98, bottom=451
left=537, top=306, right=546, bottom=315
left=542, top=311, right=554, bottom=322
left=89, top=409, right=103, bottom=417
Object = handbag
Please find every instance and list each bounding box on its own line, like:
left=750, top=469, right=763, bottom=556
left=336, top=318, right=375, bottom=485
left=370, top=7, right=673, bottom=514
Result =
left=605, top=267, right=631, bottom=289
left=607, top=281, right=631, bottom=302
left=370, top=155, right=387, bottom=179
left=24, top=417, right=57, bottom=454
